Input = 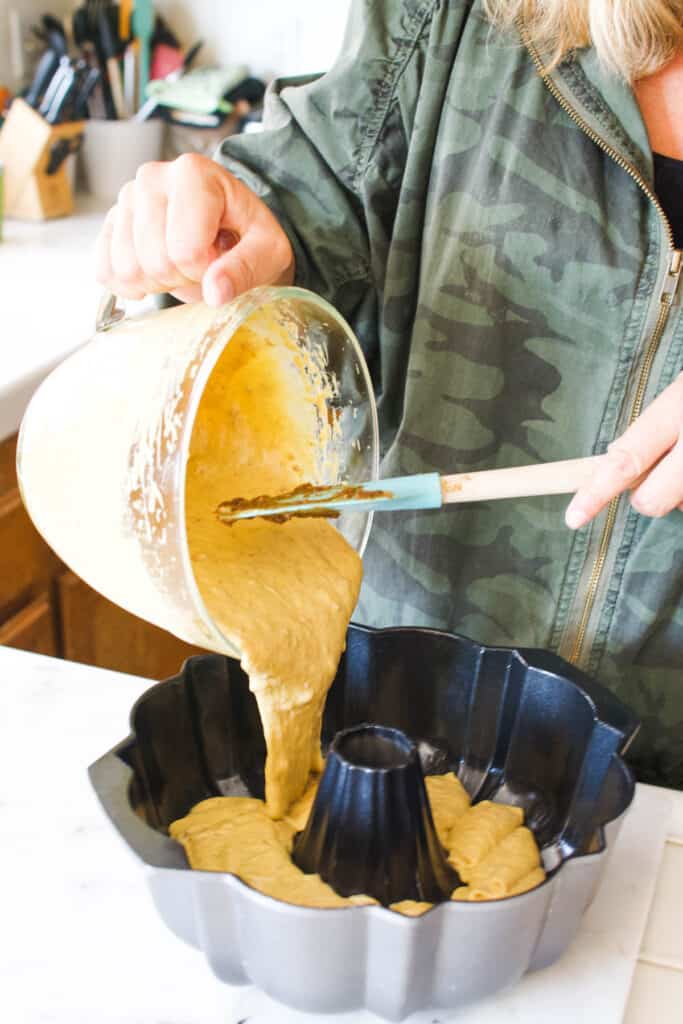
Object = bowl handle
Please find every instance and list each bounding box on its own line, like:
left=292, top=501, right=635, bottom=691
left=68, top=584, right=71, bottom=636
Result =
left=95, top=290, right=126, bottom=332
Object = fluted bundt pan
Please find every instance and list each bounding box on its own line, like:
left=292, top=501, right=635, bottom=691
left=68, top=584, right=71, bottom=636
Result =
left=89, top=624, right=638, bottom=1020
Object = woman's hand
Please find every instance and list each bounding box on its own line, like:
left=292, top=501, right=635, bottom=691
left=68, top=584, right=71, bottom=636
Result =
left=565, top=373, right=683, bottom=528
left=94, top=153, right=295, bottom=306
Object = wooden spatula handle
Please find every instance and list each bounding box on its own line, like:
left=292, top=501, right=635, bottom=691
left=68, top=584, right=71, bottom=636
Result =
left=440, top=456, right=604, bottom=504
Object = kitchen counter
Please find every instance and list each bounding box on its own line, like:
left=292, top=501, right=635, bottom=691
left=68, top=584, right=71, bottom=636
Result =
left=2, top=644, right=682, bottom=1023
left=0, top=196, right=108, bottom=443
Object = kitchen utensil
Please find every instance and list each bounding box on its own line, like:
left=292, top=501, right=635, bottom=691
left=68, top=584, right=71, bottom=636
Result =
left=73, top=2, right=116, bottom=119
left=98, top=7, right=127, bottom=118
left=37, top=55, right=71, bottom=116
left=119, top=0, right=132, bottom=42
left=123, top=41, right=137, bottom=113
left=293, top=723, right=460, bottom=903
left=96, top=7, right=126, bottom=117
left=134, top=38, right=203, bottom=122
left=88, top=624, right=638, bottom=1019
left=217, top=455, right=604, bottom=524
left=41, top=14, right=68, bottom=55
left=17, top=288, right=379, bottom=658
left=24, top=47, right=60, bottom=108
left=131, top=0, right=154, bottom=105
left=150, top=42, right=183, bottom=80
left=44, top=63, right=78, bottom=124
left=72, top=64, right=101, bottom=118
left=45, top=135, right=76, bottom=174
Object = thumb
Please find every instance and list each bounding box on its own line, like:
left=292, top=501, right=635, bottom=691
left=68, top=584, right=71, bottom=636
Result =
left=202, top=216, right=294, bottom=307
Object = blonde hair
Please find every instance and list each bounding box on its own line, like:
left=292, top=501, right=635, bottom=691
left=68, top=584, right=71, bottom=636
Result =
left=484, top=0, right=683, bottom=81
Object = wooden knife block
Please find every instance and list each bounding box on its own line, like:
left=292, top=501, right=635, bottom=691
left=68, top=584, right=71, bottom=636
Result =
left=0, top=99, right=84, bottom=220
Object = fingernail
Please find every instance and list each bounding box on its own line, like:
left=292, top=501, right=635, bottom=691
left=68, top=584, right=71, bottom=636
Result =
left=205, top=273, right=234, bottom=307
left=565, top=502, right=589, bottom=530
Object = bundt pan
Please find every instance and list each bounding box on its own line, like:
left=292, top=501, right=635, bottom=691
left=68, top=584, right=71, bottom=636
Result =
left=89, top=624, right=638, bottom=1020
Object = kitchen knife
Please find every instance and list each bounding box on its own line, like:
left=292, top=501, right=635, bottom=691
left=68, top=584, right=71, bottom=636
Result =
left=73, top=64, right=102, bottom=118
left=44, top=62, right=77, bottom=123
left=38, top=56, right=72, bottom=117
left=46, top=133, right=83, bottom=174
left=24, top=48, right=60, bottom=108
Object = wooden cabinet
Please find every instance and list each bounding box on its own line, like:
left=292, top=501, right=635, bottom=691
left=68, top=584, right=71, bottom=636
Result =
left=58, top=572, right=204, bottom=679
left=0, top=594, right=57, bottom=656
left=1, top=431, right=206, bottom=679
left=0, top=488, right=63, bottom=619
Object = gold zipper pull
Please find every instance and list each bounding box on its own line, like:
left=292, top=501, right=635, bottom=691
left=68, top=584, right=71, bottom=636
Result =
left=661, top=250, right=682, bottom=307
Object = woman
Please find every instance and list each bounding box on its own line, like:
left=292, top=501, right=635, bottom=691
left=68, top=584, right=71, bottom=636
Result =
left=96, top=0, right=683, bottom=786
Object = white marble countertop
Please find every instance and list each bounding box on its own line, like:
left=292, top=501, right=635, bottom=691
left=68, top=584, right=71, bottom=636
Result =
left=0, top=197, right=115, bottom=444
left=1, top=645, right=682, bottom=1023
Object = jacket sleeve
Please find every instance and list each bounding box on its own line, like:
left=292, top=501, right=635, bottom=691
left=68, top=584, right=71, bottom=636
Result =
left=214, top=0, right=437, bottom=362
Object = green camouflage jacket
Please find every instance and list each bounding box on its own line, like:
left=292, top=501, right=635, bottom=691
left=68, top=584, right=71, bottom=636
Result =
left=217, top=0, right=683, bottom=787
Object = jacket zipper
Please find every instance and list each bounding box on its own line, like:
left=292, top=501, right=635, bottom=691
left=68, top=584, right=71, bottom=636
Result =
left=518, top=22, right=683, bottom=664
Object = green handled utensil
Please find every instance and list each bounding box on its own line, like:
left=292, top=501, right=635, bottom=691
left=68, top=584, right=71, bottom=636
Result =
left=131, top=0, right=154, bottom=105
left=217, top=455, right=604, bottom=524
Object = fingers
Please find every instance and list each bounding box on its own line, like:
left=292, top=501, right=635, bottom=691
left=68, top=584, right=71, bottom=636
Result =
left=202, top=185, right=295, bottom=306
left=132, top=164, right=176, bottom=289
left=166, top=154, right=225, bottom=282
left=108, top=182, right=149, bottom=300
left=630, top=439, right=683, bottom=517
left=566, top=374, right=683, bottom=528
left=94, top=153, right=295, bottom=307
left=565, top=444, right=645, bottom=529
left=94, top=206, right=116, bottom=289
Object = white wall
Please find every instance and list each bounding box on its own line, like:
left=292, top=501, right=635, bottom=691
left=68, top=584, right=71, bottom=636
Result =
left=0, top=0, right=72, bottom=91
left=154, top=0, right=352, bottom=79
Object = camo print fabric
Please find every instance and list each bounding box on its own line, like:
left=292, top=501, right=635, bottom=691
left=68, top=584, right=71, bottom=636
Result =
left=217, top=0, right=683, bottom=787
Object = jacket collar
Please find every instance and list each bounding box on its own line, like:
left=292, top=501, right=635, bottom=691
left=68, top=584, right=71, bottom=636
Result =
left=519, top=21, right=653, bottom=183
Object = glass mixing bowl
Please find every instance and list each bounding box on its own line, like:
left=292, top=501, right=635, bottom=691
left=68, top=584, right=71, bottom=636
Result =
left=17, top=287, right=379, bottom=658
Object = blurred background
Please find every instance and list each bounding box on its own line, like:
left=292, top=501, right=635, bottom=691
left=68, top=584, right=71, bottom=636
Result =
left=0, top=0, right=352, bottom=678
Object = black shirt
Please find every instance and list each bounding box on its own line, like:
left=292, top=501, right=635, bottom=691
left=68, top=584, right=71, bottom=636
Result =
left=654, top=152, right=683, bottom=250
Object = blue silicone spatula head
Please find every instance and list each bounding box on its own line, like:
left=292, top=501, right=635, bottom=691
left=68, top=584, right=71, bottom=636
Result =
left=215, top=473, right=443, bottom=525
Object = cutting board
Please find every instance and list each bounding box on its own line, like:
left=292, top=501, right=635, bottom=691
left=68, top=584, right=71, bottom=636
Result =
left=227, top=785, right=672, bottom=1023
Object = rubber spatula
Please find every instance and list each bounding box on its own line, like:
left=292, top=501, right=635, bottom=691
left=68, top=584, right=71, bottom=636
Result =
left=132, top=0, right=154, bottom=104
left=216, top=455, right=605, bottom=523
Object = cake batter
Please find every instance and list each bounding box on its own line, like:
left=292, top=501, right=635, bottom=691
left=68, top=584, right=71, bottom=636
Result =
left=171, top=773, right=545, bottom=908
left=185, top=315, right=362, bottom=819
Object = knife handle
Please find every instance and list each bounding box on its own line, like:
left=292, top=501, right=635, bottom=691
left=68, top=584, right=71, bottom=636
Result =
left=38, top=56, right=70, bottom=116
left=25, top=48, right=60, bottom=108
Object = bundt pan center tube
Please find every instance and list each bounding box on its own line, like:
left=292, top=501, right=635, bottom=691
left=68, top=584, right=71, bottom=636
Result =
left=89, top=624, right=638, bottom=1020
left=292, top=723, right=460, bottom=904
